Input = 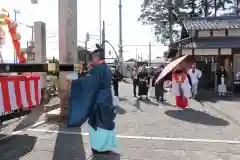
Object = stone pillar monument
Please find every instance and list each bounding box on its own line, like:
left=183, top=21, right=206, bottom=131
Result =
left=58, top=0, right=78, bottom=117
left=34, top=21, right=47, bottom=90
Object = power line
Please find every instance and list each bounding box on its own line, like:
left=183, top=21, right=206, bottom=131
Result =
left=47, top=40, right=86, bottom=44
left=106, top=44, right=166, bottom=47
left=121, top=44, right=166, bottom=47
left=17, top=23, right=165, bottom=48
left=88, top=36, right=166, bottom=47
left=47, top=39, right=166, bottom=47
left=17, top=21, right=57, bottom=36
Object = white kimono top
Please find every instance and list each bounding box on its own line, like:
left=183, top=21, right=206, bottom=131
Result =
left=171, top=72, right=191, bottom=98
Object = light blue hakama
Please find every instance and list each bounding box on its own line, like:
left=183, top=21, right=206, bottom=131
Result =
left=89, top=126, right=117, bottom=151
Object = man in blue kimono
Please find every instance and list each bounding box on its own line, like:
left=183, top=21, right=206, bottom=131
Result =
left=68, top=46, right=117, bottom=155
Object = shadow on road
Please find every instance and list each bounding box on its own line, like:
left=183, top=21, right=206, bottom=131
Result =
left=195, top=91, right=218, bottom=103
left=196, top=90, right=240, bottom=103
left=140, top=99, right=159, bottom=106
left=0, top=134, right=37, bottom=159
left=160, top=100, right=175, bottom=107
left=52, top=123, right=86, bottom=160
left=134, top=99, right=141, bottom=110
left=13, top=105, right=44, bottom=131
left=0, top=111, right=30, bottom=127
left=116, top=106, right=126, bottom=115
left=90, top=151, right=121, bottom=160
left=216, top=96, right=240, bottom=102
left=119, top=97, right=128, bottom=102
left=165, top=108, right=229, bottom=126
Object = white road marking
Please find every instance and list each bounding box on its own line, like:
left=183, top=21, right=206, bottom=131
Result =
left=0, top=130, right=24, bottom=141
left=28, top=128, right=240, bottom=144
left=31, top=120, right=46, bottom=128
left=0, top=120, right=46, bottom=141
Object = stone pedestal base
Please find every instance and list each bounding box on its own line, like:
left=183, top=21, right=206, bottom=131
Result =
left=59, top=90, right=69, bottom=120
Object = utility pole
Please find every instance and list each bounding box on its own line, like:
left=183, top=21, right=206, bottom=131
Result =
left=85, top=32, right=90, bottom=67
left=167, top=0, right=173, bottom=45
left=31, top=26, right=34, bottom=42
left=99, top=0, right=102, bottom=44
left=135, top=50, right=137, bottom=62
left=14, top=9, right=20, bottom=63
left=102, top=21, right=105, bottom=59
left=119, top=0, right=123, bottom=61
left=148, top=42, right=152, bottom=66
left=135, top=48, right=138, bottom=61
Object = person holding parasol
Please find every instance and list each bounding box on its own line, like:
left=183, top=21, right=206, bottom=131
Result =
left=155, top=55, right=192, bottom=109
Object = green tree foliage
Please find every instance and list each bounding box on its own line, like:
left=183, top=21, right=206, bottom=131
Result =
left=139, top=0, right=234, bottom=44
left=139, top=0, right=186, bottom=45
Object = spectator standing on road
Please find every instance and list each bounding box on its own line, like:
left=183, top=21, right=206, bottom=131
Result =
left=153, top=65, right=165, bottom=102
left=148, top=66, right=154, bottom=97
left=217, top=65, right=228, bottom=96
left=138, top=64, right=150, bottom=100
left=112, top=67, right=122, bottom=97
left=188, top=63, right=202, bottom=98
left=132, top=63, right=139, bottom=97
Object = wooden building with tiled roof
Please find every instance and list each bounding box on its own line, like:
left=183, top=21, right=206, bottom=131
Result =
left=169, top=16, right=240, bottom=92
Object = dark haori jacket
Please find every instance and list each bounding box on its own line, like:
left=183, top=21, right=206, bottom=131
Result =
left=138, top=71, right=150, bottom=85
left=138, top=71, right=150, bottom=96
left=68, top=63, right=116, bottom=131
left=152, top=71, right=163, bottom=87
left=152, top=71, right=172, bottom=86
left=112, top=70, right=123, bottom=85
left=216, top=69, right=228, bottom=85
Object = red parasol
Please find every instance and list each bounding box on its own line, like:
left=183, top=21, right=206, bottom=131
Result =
left=155, top=55, right=188, bottom=84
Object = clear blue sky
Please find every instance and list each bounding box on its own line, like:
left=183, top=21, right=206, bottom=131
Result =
left=2, top=0, right=167, bottom=62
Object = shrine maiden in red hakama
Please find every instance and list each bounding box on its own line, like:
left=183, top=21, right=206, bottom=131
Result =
left=171, top=71, right=191, bottom=109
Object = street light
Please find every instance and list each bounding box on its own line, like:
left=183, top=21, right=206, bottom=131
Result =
left=99, top=0, right=102, bottom=44
left=31, top=0, right=38, bottom=4
left=84, top=32, right=90, bottom=67
left=118, top=0, right=123, bottom=61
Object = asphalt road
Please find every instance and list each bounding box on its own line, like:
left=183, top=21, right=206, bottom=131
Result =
left=1, top=82, right=240, bottom=160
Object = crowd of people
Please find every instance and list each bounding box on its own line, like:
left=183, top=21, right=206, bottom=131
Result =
left=130, top=62, right=202, bottom=108
left=131, top=63, right=165, bottom=101
left=129, top=61, right=229, bottom=108
left=131, top=64, right=165, bottom=101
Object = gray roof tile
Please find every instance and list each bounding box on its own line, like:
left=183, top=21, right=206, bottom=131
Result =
left=181, top=37, right=240, bottom=49
left=184, top=16, right=240, bottom=30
